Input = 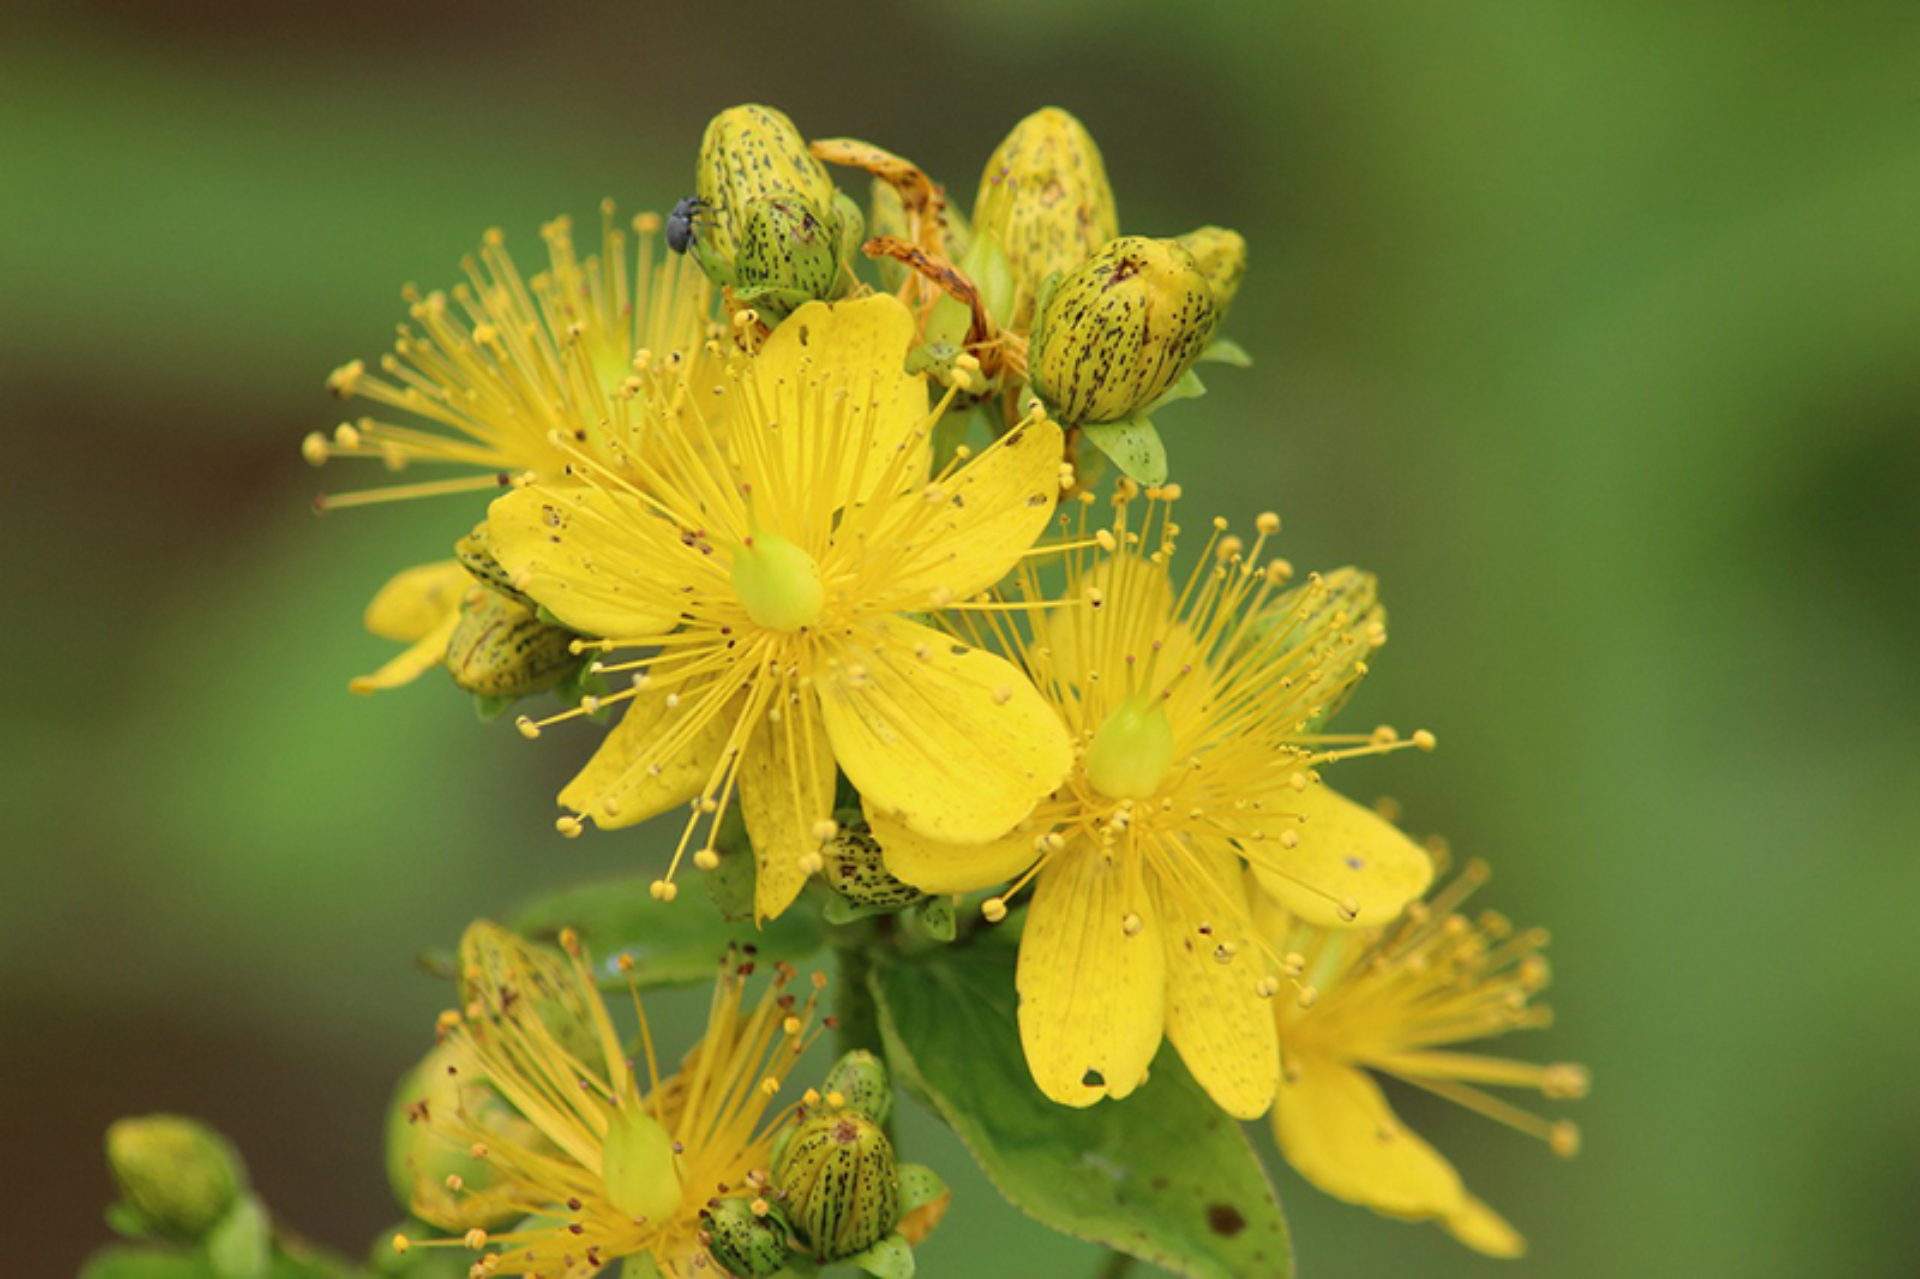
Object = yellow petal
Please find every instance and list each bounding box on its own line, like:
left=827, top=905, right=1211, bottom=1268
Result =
left=817, top=617, right=1071, bottom=843
left=349, top=609, right=460, bottom=695
left=1248, top=783, right=1434, bottom=930
left=363, top=560, right=470, bottom=642
left=1445, top=1194, right=1527, bottom=1258
left=858, top=415, right=1066, bottom=607
left=747, top=295, right=932, bottom=514
left=1271, top=1052, right=1465, bottom=1220
left=865, top=804, right=1042, bottom=894
left=486, top=483, right=687, bottom=639
left=1154, top=845, right=1279, bottom=1119
left=1017, top=842, right=1164, bottom=1107
left=738, top=690, right=836, bottom=921
left=559, top=681, right=732, bottom=829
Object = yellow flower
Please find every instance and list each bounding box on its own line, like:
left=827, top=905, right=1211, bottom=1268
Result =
left=309, top=203, right=719, bottom=694
left=396, top=922, right=821, bottom=1278
left=491, top=294, right=1074, bottom=920
left=872, top=487, right=1436, bottom=1118
left=1257, top=856, right=1589, bottom=1257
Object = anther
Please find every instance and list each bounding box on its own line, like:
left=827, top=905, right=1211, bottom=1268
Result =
left=515, top=716, right=541, bottom=739
left=1256, top=512, right=1281, bottom=534
left=694, top=848, right=721, bottom=871
left=811, top=818, right=839, bottom=842
left=556, top=815, right=583, bottom=838
left=981, top=897, right=1009, bottom=923
left=1413, top=729, right=1438, bottom=751
left=649, top=879, right=679, bottom=902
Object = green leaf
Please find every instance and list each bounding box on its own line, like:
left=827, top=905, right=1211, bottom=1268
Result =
left=1152, top=368, right=1209, bottom=406
left=873, top=945, right=1291, bottom=1279
left=511, top=870, right=825, bottom=988
left=1198, top=336, right=1253, bottom=367
left=848, top=1232, right=915, bottom=1279
left=910, top=896, right=956, bottom=942
left=205, top=1196, right=269, bottom=1279
left=1080, top=417, right=1169, bottom=486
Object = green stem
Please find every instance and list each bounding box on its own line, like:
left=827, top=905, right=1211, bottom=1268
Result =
left=828, top=919, right=896, bottom=1143
left=1093, top=1249, right=1136, bottom=1279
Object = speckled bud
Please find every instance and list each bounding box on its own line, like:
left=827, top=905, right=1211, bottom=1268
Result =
left=700, top=1196, right=795, bottom=1277
left=1174, top=226, right=1247, bottom=318
left=1029, top=236, right=1219, bottom=424
left=772, top=1111, right=900, bottom=1263
left=106, top=1114, right=245, bottom=1240
left=696, top=104, right=837, bottom=268
left=822, top=825, right=925, bottom=910
left=733, top=195, right=848, bottom=320
left=455, top=521, right=530, bottom=607
left=1244, top=567, right=1384, bottom=729
left=444, top=588, right=579, bottom=699
left=821, top=1050, right=894, bottom=1127
left=973, top=107, right=1119, bottom=321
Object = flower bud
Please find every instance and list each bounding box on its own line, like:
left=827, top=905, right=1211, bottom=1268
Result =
left=696, top=104, right=838, bottom=274
left=772, top=1110, right=900, bottom=1263
left=443, top=588, right=579, bottom=699
left=821, top=824, right=925, bottom=911
left=1174, top=225, right=1247, bottom=318
left=384, top=1043, right=531, bottom=1231
left=895, top=1162, right=951, bottom=1246
left=821, top=1049, right=893, bottom=1127
left=1029, top=236, right=1219, bottom=425
left=455, top=521, right=531, bottom=607
left=700, top=1196, right=795, bottom=1277
left=973, top=107, right=1118, bottom=322
left=732, top=195, right=856, bottom=321
left=105, top=1114, right=245, bottom=1240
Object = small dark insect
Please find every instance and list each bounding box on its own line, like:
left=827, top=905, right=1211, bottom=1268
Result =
left=666, top=195, right=710, bottom=254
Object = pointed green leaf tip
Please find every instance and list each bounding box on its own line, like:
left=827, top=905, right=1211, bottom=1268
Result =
left=1081, top=417, right=1169, bottom=486
left=874, top=944, right=1292, bottom=1279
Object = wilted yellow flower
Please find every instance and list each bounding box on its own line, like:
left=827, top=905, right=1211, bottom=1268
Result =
left=493, top=294, right=1073, bottom=920
left=396, top=922, right=821, bottom=1277
left=1258, top=858, right=1588, bottom=1257
left=973, top=107, right=1119, bottom=322
left=871, top=486, right=1435, bottom=1117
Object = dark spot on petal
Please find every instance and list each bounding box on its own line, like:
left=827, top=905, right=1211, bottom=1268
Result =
left=1207, top=1204, right=1246, bottom=1237
left=1082, top=1068, right=1105, bottom=1087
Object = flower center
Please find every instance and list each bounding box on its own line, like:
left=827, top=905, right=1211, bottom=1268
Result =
left=602, top=1105, right=682, bottom=1222
left=730, top=530, right=826, bottom=631
left=1084, top=696, right=1175, bottom=799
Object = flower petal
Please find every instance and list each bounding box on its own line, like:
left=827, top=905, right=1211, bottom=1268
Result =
left=1154, top=844, right=1279, bottom=1119
left=1445, top=1194, right=1526, bottom=1258
left=817, top=617, right=1071, bottom=843
left=486, top=483, right=689, bottom=639
left=350, top=610, right=460, bottom=695
left=1247, top=782, right=1435, bottom=930
left=866, top=804, right=1042, bottom=894
left=747, top=295, right=932, bottom=514
left=559, top=680, right=732, bottom=829
left=858, top=415, right=1066, bottom=607
left=1017, top=842, right=1164, bottom=1107
left=738, top=689, right=836, bottom=921
left=1271, top=1052, right=1465, bottom=1220
left=363, top=560, right=470, bottom=642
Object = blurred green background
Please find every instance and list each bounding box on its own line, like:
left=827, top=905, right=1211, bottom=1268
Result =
left=5, top=1, right=1918, bottom=1275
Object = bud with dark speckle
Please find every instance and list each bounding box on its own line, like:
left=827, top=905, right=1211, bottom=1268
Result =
left=822, top=824, right=926, bottom=911
left=700, top=1196, right=795, bottom=1277
left=732, top=195, right=854, bottom=321
left=973, top=107, right=1118, bottom=322
left=821, top=1050, right=894, bottom=1127
left=772, top=1110, right=900, bottom=1263
left=1174, top=226, right=1247, bottom=318
left=1029, top=236, right=1219, bottom=425
left=444, top=588, right=579, bottom=699
left=106, top=1114, right=245, bottom=1240
left=696, top=104, right=839, bottom=275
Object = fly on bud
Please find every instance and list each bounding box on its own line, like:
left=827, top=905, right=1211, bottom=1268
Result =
left=1174, top=225, right=1247, bottom=319
left=444, top=588, right=580, bottom=700
left=1029, top=235, right=1219, bottom=425
left=701, top=1196, right=796, bottom=1277
left=105, top=1114, right=246, bottom=1241
left=772, top=1109, right=900, bottom=1263
left=973, top=107, right=1119, bottom=323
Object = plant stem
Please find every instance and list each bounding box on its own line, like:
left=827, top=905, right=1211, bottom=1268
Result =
left=827, top=920, right=896, bottom=1142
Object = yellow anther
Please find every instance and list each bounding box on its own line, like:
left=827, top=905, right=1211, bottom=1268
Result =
left=1256, top=511, right=1280, bottom=534
left=1413, top=729, right=1438, bottom=751
left=694, top=848, right=721, bottom=871
left=649, top=879, right=678, bottom=902
left=981, top=897, right=1009, bottom=923
left=556, top=815, right=583, bottom=838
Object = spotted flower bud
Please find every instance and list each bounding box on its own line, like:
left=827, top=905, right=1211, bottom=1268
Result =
left=772, top=1110, right=900, bottom=1263
left=973, top=107, right=1119, bottom=321
left=732, top=195, right=855, bottom=321
left=1029, top=236, right=1219, bottom=425
left=105, top=1114, right=245, bottom=1240
left=696, top=104, right=838, bottom=273
left=454, top=521, right=531, bottom=607
left=821, top=1050, right=894, bottom=1127
left=700, top=1196, right=795, bottom=1277
left=821, top=824, right=926, bottom=911
left=444, top=588, right=579, bottom=700
left=1174, top=225, right=1247, bottom=318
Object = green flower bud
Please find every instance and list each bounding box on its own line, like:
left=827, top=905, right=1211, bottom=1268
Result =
left=1029, top=236, right=1219, bottom=425
left=772, top=1110, right=900, bottom=1263
left=973, top=107, right=1119, bottom=323
left=454, top=522, right=530, bottom=607
left=732, top=196, right=850, bottom=321
left=821, top=1050, right=893, bottom=1127
left=443, top=587, right=579, bottom=699
left=699, top=1196, right=795, bottom=1277
left=696, top=104, right=838, bottom=272
left=1174, top=225, right=1247, bottom=318
left=384, top=1043, right=531, bottom=1231
left=105, top=1114, right=245, bottom=1240
left=821, top=824, right=925, bottom=911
